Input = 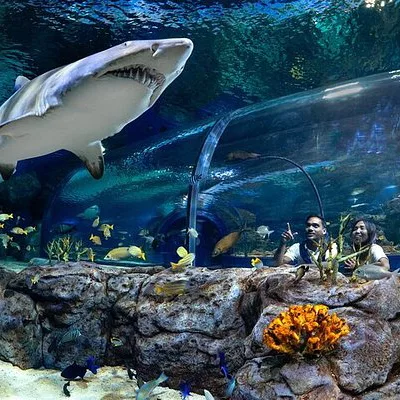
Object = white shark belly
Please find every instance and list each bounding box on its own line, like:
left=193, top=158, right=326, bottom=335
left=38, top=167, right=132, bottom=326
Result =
left=0, top=77, right=152, bottom=163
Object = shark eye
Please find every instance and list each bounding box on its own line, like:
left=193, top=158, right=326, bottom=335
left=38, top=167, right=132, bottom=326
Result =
left=151, top=43, right=159, bottom=54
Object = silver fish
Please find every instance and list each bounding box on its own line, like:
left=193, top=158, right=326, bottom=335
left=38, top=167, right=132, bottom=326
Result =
left=0, top=39, right=193, bottom=180
left=135, top=372, right=168, bottom=400
left=353, top=264, right=399, bottom=281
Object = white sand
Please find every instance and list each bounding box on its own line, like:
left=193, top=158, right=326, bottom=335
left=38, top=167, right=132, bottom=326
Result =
left=0, top=360, right=207, bottom=400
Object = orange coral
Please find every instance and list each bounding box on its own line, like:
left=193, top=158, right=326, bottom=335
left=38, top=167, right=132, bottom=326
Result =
left=263, top=304, right=350, bottom=356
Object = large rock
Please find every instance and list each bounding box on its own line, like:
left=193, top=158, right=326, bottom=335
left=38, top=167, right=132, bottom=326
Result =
left=1, top=263, right=400, bottom=398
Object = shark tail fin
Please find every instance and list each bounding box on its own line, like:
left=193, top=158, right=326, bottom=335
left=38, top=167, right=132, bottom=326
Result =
left=70, top=141, right=105, bottom=179
left=0, top=163, right=16, bottom=180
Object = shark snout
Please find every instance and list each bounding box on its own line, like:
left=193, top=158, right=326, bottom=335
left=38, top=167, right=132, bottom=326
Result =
left=151, top=38, right=193, bottom=58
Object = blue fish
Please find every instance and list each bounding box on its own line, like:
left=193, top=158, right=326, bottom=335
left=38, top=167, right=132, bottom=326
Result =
left=86, top=356, right=99, bottom=374
left=218, top=351, right=232, bottom=380
left=179, top=381, right=191, bottom=399
left=61, top=361, right=87, bottom=380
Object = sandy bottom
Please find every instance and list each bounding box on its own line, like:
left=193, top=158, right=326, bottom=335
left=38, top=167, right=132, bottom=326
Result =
left=0, top=360, right=207, bottom=400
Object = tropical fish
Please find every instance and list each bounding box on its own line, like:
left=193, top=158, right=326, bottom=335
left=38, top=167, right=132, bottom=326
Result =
left=53, top=223, right=77, bottom=234
left=0, top=223, right=4, bottom=229
left=127, top=368, right=135, bottom=380
left=10, top=227, right=28, bottom=235
left=212, top=231, right=242, bottom=257
left=30, top=273, right=40, bottom=285
left=57, top=328, right=82, bottom=347
left=104, top=246, right=134, bottom=260
left=24, top=226, right=36, bottom=233
left=0, top=213, right=13, bottom=221
left=63, top=382, right=71, bottom=397
left=87, top=247, right=95, bottom=262
left=128, top=246, right=146, bottom=260
left=61, top=361, right=87, bottom=380
left=0, top=39, right=193, bottom=180
left=92, top=216, right=100, bottom=227
left=251, top=257, right=263, bottom=268
left=9, top=241, right=21, bottom=250
left=351, top=187, right=367, bottom=196
left=293, top=265, right=309, bottom=284
left=90, top=234, right=102, bottom=245
left=86, top=356, right=99, bottom=374
left=351, top=203, right=368, bottom=208
left=219, top=352, right=232, bottom=380
left=98, top=223, right=114, bottom=231
left=78, top=205, right=100, bottom=220
left=353, top=264, right=400, bottom=281
left=256, top=225, right=274, bottom=239
left=0, top=233, right=12, bottom=248
left=110, top=336, right=124, bottom=347
left=204, top=390, right=215, bottom=400
left=179, top=381, right=191, bottom=400
left=154, top=279, right=189, bottom=296
left=103, top=226, right=112, bottom=240
left=170, top=246, right=195, bottom=271
left=226, top=376, right=236, bottom=397
left=135, top=371, right=168, bottom=400
left=226, top=150, right=261, bottom=161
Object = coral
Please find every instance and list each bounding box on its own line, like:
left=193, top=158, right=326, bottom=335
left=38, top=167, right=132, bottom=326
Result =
left=263, top=304, right=350, bottom=356
left=45, top=235, right=94, bottom=263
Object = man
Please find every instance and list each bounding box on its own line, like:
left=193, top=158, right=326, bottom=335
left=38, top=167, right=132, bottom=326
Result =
left=273, top=215, right=328, bottom=266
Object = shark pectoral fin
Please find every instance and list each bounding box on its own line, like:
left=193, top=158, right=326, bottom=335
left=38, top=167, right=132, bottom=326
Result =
left=14, top=76, right=31, bottom=92
left=0, top=163, right=17, bottom=180
left=70, top=141, right=105, bottom=179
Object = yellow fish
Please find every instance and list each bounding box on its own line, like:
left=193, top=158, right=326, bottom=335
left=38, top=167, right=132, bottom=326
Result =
left=104, top=246, right=133, bottom=260
left=31, top=274, right=40, bottom=285
left=154, top=279, right=189, bottom=296
left=0, top=223, right=4, bottom=229
left=92, top=216, right=100, bottom=228
left=170, top=246, right=195, bottom=271
left=0, top=213, right=13, bottom=222
left=102, top=226, right=112, bottom=240
left=212, top=231, right=242, bottom=257
left=24, top=226, right=36, bottom=233
left=251, top=257, right=263, bottom=268
left=128, top=246, right=146, bottom=260
left=87, top=248, right=95, bottom=262
left=10, top=227, right=28, bottom=235
left=99, top=223, right=114, bottom=231
left=90, top=234, right=102, bottom=245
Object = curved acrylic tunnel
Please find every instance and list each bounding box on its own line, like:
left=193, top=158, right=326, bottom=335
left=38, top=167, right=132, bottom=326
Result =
left=42, top=70, right=400, bottom=266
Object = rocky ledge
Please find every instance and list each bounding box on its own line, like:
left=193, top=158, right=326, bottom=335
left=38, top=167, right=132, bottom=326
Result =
left=1, top=262, right=400, bottom=399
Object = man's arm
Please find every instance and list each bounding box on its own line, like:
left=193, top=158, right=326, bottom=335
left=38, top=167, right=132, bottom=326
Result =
left=273, top=226, right=295, bottom=266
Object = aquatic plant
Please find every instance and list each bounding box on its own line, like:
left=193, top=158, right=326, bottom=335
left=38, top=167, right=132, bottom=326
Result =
left=263, top=304, right=350, bottom=356
left=310, top=214, right=369, bottom=284
left=45, top=235, right=94, bottom=263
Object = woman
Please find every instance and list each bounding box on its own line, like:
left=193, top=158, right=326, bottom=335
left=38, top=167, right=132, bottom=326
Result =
left=344, top=218, right=390, bottom=270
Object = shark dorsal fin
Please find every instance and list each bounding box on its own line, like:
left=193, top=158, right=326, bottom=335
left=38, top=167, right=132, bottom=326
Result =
left=14, top=76, right=31, bottom=92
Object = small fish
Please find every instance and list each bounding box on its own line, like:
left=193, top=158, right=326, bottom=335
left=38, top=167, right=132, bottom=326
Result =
left=10, top=241, right=21, bottom=250
left=127, top=368, right=135, bottom=380
left=154, top=279, right=189, bottom=296
left=86, top=356, right=99, bottom=374
left=170, top=247, right=195, bottom=271
left=24, top=226, right=36, bottom=233
left=0, top=213, right=13, bottom=222
left=53, top=223, right=76, bottom=234
left=129, top=246, right=146, bottom=260
left=212, top=231, right=242, bottom=257
left=0, top=233, right=12, bottom=248
left=110, top=336, right=124, bottom=347
left=90, top=234, right=102, bottom=245
left=63, top=381, right=71, bottom=397
left=104, top=246, right=134, bottom=260
left=351, top=187, right=366, bottom=196
left=77, top=205, right=100, bottom=220
left=30, top=273, right=40, bottom=285
left=98, top=223, right=114, bottom=231
left=226, top=150, right=261, bottom=161
left=179, top=381, right=191, bottom=400
left=0, top=223, right=4, bottom=229
left=10, top=227, right=28, bottom=235
left=251, top=257, right=263, bottom=268
left=61, top=361, right=87, bottom=380
left=103, top=226, right=112, bottom=240
left=204, top=389, right=215, bottom=400
left=92, top=216, right=100, bottom=227
left=226, top=376, right=236, bottom=397
left=26, top=245, right=31, bottom=251
left=353, top=264, right=400, bottom=281
left=135, top=372, right=168, bottom=400
left=351, top=203, right=368, bottom=208
left=138, top=228, right=150, bottom=237
left=293, top=265, right=309, bottom=284
left=87, top=247, right=95, bottom=262
left=256, top=225, right=274, bottom=239
left=58, top=328, right=82, bottom=347
left=219, top=352, right=232, bottom=380
left=187, top=228, right=198, bottom=238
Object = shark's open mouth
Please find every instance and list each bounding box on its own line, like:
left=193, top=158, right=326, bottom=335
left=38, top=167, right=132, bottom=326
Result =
left=104, top=64, right=165, bottom=90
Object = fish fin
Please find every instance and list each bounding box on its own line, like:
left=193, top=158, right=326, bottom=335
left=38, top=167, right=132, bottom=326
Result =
left=0, top=162, right=16, bottom=180
left=70, top=141, right=105, bottom=179
left=14, top=76, right=31, bottom=92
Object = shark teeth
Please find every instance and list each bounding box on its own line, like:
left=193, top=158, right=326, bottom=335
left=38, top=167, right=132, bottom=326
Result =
left=105, top=65, right=165, bottom=90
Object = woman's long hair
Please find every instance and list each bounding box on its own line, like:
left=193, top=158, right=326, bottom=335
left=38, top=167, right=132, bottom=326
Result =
left=350, top=218, right=377, bottom=246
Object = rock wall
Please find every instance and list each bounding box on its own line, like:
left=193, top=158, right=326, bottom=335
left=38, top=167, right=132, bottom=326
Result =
left=1, top=262, right=400, bottom=399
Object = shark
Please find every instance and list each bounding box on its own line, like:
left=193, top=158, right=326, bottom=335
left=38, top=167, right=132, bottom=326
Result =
left=0, top=38, right=193, bottom=180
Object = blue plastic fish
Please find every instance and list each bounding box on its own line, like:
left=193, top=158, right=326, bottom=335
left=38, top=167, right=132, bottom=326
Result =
left=135, top=372, right=168, bottom=400
left=179, top=381, right=191, bottom=399
left=86, top=356, right=99, bottom=374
